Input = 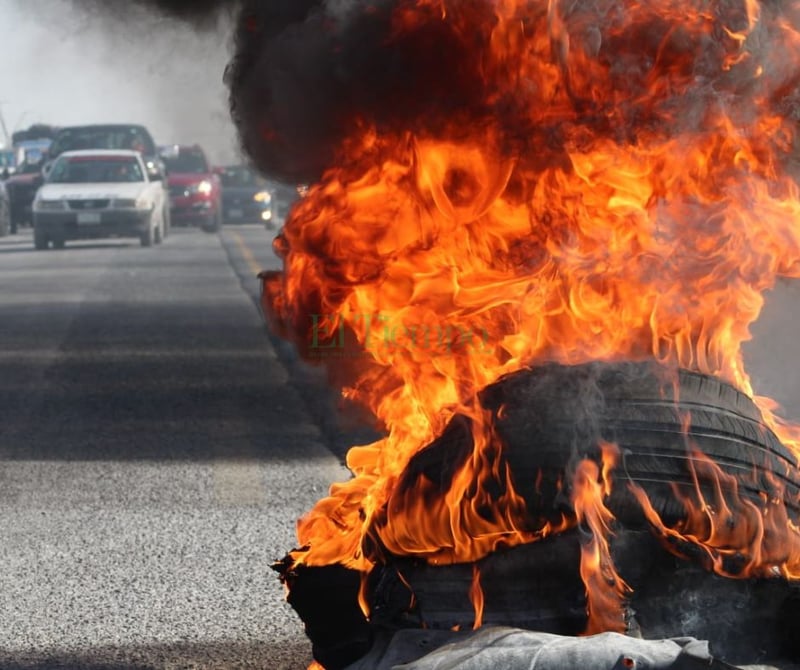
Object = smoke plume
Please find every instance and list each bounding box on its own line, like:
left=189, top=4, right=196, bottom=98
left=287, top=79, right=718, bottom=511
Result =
left=75, top=1, right=800, bottom=186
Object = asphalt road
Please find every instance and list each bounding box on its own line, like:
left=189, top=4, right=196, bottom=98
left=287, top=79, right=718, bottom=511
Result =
left=0, top=224, right=350, bottom=670
left=1, top=222, right=799, bottom=670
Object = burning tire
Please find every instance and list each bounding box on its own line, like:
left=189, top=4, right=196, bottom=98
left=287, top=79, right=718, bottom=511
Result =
left=479, top=361, right=800, bottom=531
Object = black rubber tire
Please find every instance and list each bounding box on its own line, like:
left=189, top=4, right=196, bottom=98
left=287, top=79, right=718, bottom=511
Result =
left=33, top=228, right=49, bottom=250
left=201, top=206, right=222, bottom=233
left=202, top=208, right=221, bottom=234
left=478, top=361, right=800, bottom=528
left=0, top=203, right=9, bottom=237
left=140, top=216, right=154, bottom=247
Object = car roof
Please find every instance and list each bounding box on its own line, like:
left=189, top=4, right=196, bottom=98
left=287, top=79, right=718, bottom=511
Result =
left=58, top=124, right=149, bottom=131
left=59, top=149, right=142, bottom=158
left=158, top=144, right=206, bottom=153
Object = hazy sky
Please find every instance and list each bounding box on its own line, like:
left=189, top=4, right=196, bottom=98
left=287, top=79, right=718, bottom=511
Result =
left=0, top=0, right=240, bottom=163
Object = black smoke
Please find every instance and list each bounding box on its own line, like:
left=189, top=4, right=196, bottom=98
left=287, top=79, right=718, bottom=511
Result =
left=74, top=0, right=502, bottom=183
left=73, top=0, right=800, bottom=186
left=225, top=0, right=500, bottom=183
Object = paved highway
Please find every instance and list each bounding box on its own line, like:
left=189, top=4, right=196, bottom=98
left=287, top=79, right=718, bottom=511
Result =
left=0, top=222, right=798, bottom=670
left=0, top=225, right=350, bottom=669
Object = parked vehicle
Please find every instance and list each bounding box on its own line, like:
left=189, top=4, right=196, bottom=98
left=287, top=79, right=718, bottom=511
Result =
left=4, top=154, right=46, bottom=234
left=273, top=181, right=306, bottom=222
left=32, top=150, right=167, bottom=250
left=6, top=125, right=58, bottom=182
left=12, top=124, right=60, bottom=147
left=47, top=124, right=160, bottom=172
left=0, top=149, right=15, bottom=178
left=0, top=180, right=10, bottom=237
left=215, top=164, right=275, bottom=227
left=15, top=139, right=51, bottom=166
left=160, top=144, right=221, bottom=232
left=10, top=124, right=169, bottom=237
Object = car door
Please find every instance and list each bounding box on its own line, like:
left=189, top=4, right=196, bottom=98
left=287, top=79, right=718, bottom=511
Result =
left=140, top=156, right=164, bottom=215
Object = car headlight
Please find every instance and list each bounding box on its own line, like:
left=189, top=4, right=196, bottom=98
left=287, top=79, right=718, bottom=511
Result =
left=189, top=180, right=213, bottom=195
left=253, top=190, right=272, bottom=204
left=34, top=199, right=66, bottom=211
left=113, top=198, right=137, bottom=208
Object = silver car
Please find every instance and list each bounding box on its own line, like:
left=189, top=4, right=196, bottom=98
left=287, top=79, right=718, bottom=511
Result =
left=32, top=149, right=168, bottom=250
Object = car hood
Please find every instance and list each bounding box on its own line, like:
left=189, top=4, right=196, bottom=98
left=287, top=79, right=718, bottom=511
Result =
left=39, top=182, right=148, bottom=200
left=167, top=173, right=213, bottom=187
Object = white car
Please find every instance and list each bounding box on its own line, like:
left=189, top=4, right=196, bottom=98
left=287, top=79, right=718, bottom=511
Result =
left=32, top=149, right=168, bottom=250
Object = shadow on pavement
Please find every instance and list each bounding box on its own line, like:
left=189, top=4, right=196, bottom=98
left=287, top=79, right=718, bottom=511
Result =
left=0, top=297, right=383, bottom=461
left=0, top=639, right=311, bottom=670
left=0, top=241, right=138, bottom=254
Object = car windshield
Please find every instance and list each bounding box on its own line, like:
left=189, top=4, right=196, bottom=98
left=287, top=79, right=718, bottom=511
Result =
left=49, top=127, right=156, bottom=158
left=161, top=149, right=209, bottom=174
left=48, top=156, right=144, bottom=183
left=219, top=166, right=264, bottom=188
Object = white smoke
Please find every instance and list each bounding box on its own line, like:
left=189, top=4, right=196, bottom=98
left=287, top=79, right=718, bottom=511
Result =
left=0, top=0, right=240, bottom=164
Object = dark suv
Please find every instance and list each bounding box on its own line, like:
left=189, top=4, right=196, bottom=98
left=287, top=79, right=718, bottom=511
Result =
left=47, top=124, right=161, bottom=168
left=5, top=157, right=46, bottom=233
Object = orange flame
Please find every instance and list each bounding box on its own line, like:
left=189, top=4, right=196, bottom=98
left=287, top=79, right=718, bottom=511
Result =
left=572, top=442, right=631, bottom=634
left=630, top=444, right=800, bottom=580
left=263, top=0, right=800, bottom=628
left=470, top=564, right=484, bottom=630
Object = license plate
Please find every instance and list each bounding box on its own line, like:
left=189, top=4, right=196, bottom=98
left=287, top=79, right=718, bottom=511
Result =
left=77, top=212, right=101, bottom=224
left=228, top=208, right=243, bottom=218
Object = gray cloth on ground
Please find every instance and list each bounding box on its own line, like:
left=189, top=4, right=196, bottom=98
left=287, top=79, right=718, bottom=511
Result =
left=346, top=626, right=739, bottom=670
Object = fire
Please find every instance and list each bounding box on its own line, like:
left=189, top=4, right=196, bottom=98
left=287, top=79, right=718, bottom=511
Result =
left=572, top=442, right=631, bottom=634
left=263, top=0, right=800, bottom=630
left=470, top=564, right=484, bottom=630
left=630, top=429, right=800, bottom=580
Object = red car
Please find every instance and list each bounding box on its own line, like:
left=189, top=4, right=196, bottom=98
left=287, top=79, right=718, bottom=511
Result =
left=159, top=145, right=221, bottom=232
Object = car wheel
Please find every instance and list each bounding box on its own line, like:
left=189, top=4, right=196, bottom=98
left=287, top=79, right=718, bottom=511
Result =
left=140, top=216, right=154, bottom=247
left=162, top=206, right=171, bottom=238
left=33, top=228, right=49, bottom=250
left=202, top=208, right=221, bottom=234
left=154, top=216, right=163, bottom=245
left=52, top=237, right=65, bottom=250
left=0, top=204, right=9, bottom=237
